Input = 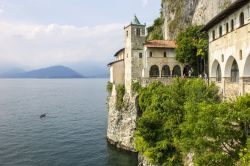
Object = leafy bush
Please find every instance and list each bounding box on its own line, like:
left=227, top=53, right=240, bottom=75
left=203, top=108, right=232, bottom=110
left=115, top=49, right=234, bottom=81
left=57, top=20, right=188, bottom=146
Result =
left=132, top=81, right=142, bottom=93
left=238, top=139, right=250, bottom=166
left=116, top=84, right=125, bottom=111
left=107, top=81, right=113, bottom=96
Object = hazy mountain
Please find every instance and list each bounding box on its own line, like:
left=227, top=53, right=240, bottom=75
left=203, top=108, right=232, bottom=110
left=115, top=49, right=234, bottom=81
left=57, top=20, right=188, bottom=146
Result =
left=0, top=68, right=26, bottom=77
left=0, top=66, right=84, bottom=78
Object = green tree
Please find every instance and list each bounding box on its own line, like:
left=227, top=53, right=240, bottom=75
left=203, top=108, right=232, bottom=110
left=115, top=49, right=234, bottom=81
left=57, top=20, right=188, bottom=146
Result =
left=175, top=25, right=208, bottom=75
left=135, top=79, right=219, bottom=165
left=181, top=94, right=250, bottom=165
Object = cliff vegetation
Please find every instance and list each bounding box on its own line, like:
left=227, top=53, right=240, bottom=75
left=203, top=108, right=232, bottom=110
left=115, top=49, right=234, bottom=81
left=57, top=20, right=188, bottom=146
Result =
left=135, top=79, right=250, bottom=165
left=147, top=15, right=164, bottom=40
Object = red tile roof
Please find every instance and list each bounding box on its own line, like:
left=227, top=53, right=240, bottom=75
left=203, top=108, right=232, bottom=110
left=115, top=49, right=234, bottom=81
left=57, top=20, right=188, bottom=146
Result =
left=144, top=40, right=176, bottom=48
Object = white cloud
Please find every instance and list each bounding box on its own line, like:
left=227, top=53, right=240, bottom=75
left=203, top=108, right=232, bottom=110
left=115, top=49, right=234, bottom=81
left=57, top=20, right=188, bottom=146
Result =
left=0, top=21, right=124, bottom=69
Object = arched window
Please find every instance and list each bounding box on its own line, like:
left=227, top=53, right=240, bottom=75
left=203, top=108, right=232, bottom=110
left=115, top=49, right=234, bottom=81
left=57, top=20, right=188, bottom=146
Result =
left=226, top=23, right=229, bottom=33
left=172, top=65, right=181, bottom=77
left=149, top=65, right=160, bottom=77
left=216, top=64, right=222, bottom=82
left=161, top=65, right=170, bottom=77
left=219, top=26, right=223, bottom=37
left=231, top=60, right=239, bottom=83
left=240, top=12, right=244, bottom=27
left=164, top=52, right=167, bottom=57
left=183, top=65, right=191, bottom=77
left=231, top=19, right=234, bottom=31
left=212, top=30, right=215, bottom=40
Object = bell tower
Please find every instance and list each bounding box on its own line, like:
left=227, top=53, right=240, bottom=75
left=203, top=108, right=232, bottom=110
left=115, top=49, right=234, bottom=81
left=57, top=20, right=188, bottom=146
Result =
left=124, top=15, right=146, bottom=93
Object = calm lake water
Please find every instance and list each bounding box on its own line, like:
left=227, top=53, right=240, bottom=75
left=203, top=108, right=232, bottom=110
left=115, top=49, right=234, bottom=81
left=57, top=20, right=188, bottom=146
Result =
left=0, top=79, right=138, bottom=166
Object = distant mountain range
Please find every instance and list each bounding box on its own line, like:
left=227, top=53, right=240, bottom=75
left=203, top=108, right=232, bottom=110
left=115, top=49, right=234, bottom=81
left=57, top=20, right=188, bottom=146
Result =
left=0, top=66, right=84, bottom=78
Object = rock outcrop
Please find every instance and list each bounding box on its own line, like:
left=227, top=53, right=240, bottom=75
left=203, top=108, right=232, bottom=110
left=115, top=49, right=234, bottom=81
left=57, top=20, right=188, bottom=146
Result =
left=107, top=87, right=139, bottom=152
left=161, top=0, right=236, bottom=40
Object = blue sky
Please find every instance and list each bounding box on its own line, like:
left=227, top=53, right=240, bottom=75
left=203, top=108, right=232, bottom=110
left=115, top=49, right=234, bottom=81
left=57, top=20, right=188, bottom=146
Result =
left=0, top=0, right=161, bottom=75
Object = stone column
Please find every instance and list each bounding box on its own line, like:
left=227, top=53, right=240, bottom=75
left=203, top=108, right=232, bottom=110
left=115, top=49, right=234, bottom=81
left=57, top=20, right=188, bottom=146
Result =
left=222, top=77, right=226, bottom=101
left=239, top=77, right=244, bottom=96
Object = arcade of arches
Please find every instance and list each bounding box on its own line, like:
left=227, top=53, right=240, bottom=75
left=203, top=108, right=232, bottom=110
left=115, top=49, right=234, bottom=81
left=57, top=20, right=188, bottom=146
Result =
left=210, top=54, right=250, bottom=98
left=149, top=65, right=191, bottom=78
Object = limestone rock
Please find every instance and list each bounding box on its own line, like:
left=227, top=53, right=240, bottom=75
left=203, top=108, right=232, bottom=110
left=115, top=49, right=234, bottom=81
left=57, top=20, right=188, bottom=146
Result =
left=161, top=0, right=236, bottom=40
left=107, top=87, right=139, bottom=151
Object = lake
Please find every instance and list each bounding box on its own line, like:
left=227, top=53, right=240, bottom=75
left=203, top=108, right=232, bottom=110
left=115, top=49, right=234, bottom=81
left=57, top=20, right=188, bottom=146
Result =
left=0, top=79, right=138, bottom=166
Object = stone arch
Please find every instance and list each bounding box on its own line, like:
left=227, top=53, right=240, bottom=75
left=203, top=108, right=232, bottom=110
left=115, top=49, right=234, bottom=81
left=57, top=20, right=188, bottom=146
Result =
left=243, top=54, right=250, bottom=77
left=149, top=65, right=160, bottom=77
left=211, top=59, right=220, bottom=77
left=183, top=65, right=191, bottom=77
left=161, top=65, right=171, bottom=77
left=225, top=56, right=239, bottom=82
left=211, top=59, right=222, bottom=82
left=172, top=65, right=181, bottom=77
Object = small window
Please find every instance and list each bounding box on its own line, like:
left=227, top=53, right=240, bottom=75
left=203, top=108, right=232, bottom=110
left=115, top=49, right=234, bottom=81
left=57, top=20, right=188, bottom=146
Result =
left=231, top=19, right=234, bottom=31
left=139, top=53, right=143, bottom=58
left=226, top=23, right=229, bottom=33
left=219, top=26, right=223, bottom=37
left=239, top=50, right=243, bottom=60
left=126, top=31, right=128, bottom=37
left=164, top=52, right=167, bottom=57
left=150, top=52, right=153, bottom=57
left=240, top=12, right=245, bottom=27
left=136, top=28, right=140, bottom=36
left=212, top=30, right=215, bottom=40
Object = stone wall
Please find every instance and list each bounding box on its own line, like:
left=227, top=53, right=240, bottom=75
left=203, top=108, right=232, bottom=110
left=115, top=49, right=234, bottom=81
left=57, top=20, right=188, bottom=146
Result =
left=139, top=77, right=173, bottom=87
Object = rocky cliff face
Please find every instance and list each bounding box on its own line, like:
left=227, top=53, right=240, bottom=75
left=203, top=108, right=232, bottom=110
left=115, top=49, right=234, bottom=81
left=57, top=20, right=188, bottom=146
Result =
left=107, top=88, right=139, bottom=152
left=161, top=0, right=236, bottom=40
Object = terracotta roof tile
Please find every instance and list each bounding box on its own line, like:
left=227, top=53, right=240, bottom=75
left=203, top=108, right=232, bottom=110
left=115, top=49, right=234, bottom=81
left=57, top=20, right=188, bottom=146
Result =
left=144, top=40, right=176, bottom=48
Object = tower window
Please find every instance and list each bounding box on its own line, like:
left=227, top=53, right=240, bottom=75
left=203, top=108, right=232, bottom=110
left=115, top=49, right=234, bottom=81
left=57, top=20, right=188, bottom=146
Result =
left=139, top=53, right=143, bottom=58
left=136, top=28, right=141, bottom=36
left=164, top=52, right=167, bottom=57
left=231, top=19, right=234, bottom=31
left=219, top=26, right=223, bottom=37
left=240, top=12, right=245, bottom=27
left=126, top=31, right=128, bottom=37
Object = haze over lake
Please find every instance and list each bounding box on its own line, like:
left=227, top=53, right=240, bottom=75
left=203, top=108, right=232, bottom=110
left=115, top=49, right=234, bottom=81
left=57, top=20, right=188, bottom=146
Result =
left=0, top=79, right=137, bottom=166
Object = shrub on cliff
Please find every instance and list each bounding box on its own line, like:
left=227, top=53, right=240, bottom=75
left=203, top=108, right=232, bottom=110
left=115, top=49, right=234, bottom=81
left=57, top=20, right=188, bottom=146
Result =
left=106, top=81, right=113, bottom=96
left=116, top=84, right=125, bottom=111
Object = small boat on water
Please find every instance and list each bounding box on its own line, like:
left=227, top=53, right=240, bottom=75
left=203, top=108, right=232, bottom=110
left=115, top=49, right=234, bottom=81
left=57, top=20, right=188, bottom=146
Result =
left=40, top=113, right=47, bottom=118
